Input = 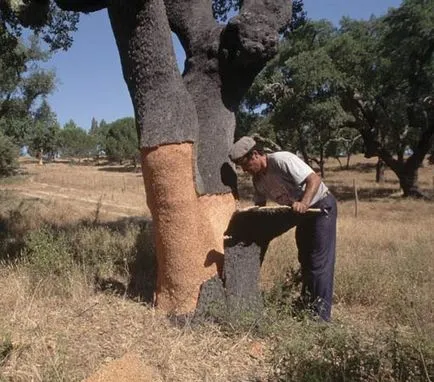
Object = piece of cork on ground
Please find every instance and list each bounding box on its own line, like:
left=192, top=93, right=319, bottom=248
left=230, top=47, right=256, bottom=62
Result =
left=83, top=353, right=159, bottom=382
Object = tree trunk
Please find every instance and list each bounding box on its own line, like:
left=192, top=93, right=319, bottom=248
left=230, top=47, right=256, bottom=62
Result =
left=345, top=153, right=351, bottom=169
left=375, top=158, right=385, bottom=183
left=398, top=165, right=425, bottom=198
left=104, top=0, right=291, bottom=312
left=37, top=150, right=43, bottom=165
left=54, top=0, right=291, bottom=312
left=378, top=152, right=427, bottom=198
left=107, top=0, right=234, bottom=312
left=319, top=146, right=325, bottom=178
left=297, top=127, right=310, bottom=165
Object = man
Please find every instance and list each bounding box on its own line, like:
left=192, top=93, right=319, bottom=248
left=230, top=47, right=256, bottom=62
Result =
left=229, top=136, right=337, bottom=321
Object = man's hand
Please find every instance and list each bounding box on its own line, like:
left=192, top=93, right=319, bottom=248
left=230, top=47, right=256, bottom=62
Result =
left=292, top=201, right=309, bottom=214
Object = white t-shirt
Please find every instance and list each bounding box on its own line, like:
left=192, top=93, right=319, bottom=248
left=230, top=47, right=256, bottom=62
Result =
left=253, top=152, right=328, bottom=207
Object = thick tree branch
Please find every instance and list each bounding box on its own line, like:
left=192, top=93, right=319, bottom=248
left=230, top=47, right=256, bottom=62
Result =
left=164, top=1, right=293, bottom=194
left=344, top=95, right=401, bottom=173
left=164, top=0, right=218, bottom=57
left=108, top=0, right=197, bottom=148
left=219, top=0, right=292, bottom=109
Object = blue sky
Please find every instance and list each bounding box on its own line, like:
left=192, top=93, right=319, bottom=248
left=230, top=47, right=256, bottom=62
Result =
left=43, top=0, right=402, bottom=130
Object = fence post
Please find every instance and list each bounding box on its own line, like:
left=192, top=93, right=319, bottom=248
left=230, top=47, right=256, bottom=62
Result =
left=353, top=178, right=358, bottom=218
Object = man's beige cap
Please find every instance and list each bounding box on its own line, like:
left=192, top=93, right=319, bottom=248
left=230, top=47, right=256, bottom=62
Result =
left=228, top=136, right=256, bottom=161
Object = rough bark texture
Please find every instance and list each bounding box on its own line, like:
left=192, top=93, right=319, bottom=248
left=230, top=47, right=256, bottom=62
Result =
left=164, top=0, right=292, bottom=194
left=196, top=207, right=302, bottom=323
left=223, top=241, right=263, bottom=320
left=108, top=0, right=198, bottom=148
left=195, top=242, right=263, bottom=324
left=225, top=207, right=299, bottom=246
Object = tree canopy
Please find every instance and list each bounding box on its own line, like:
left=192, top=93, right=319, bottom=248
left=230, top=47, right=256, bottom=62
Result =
left=0, top=0, right=78, bottom=164
left=0, top=35, right=56, bottom=145
left=58, top=119, right=92, bottom=159
left=243, top=0, right=433, bottom=197
left=0, top=131, right=19, bottom=176
left=0, top=0, right=79, bottom=52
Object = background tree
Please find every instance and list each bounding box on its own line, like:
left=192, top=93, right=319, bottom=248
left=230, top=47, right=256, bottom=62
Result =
left=0, top=2, right=78, bottom=172
left=0, top=132, right=19, bottom=176
left=244, top=0, right=433, bottom=195
left=0, top=35, right=56, bottom=146
left=0, top=0, right=78, bottom=51
left=331, top=1, right=433, bottom=197
left=325, top=127, right=362, bottom=170
left=105, top=117, right=138, bottom=165
left=89, top=118, right=110, bottom=159
left=28, top=100, right=61, bottom=163
left=59, top=119, right=93, bottom=161
left=244, top=20, right=352, bottom=177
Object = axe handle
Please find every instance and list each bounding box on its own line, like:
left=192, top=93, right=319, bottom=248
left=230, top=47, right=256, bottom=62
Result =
left=239, top=206, right=323, bottom=213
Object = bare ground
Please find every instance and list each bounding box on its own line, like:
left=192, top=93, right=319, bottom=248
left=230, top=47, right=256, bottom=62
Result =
left=2, top=160, right=150, bottom=220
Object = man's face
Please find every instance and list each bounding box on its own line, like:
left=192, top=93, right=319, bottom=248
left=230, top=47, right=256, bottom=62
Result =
left=235, top=151, right=263, bottom=175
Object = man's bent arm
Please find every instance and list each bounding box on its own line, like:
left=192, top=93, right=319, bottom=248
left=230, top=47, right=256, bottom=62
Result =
left=293, top=172, right=321, bottom=213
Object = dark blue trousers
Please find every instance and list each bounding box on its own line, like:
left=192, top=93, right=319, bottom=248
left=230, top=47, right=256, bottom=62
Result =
left=295, top=193, right=337, bottom=321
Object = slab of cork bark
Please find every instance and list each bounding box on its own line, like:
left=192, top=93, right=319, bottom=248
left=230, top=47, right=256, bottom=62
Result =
left=195, top=206, right=306, bottom=322
left=195, top=241, right=263, bottom=324
left=224, top=206, right=301, bottom=245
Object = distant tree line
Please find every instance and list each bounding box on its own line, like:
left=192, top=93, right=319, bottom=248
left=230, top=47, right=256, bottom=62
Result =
left=0, top=12, right=138, bottom=175
left=2, top=108, right=138, bottom=168
left=0, top=32, right=138, bottom=172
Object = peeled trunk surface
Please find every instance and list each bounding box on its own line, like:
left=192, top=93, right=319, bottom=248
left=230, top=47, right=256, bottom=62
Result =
left=141, top=143, right=235, bottom=312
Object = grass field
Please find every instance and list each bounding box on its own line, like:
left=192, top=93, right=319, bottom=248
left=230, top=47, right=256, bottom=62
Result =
left=0, top=156, right=433, bottom=381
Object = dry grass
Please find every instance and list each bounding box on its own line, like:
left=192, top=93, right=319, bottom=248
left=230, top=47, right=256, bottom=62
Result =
left=1, top=159, right=150, bottom=222
left=0, top=271, right=268, bottom=381
left=0, top=155, right=433, bottom=381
